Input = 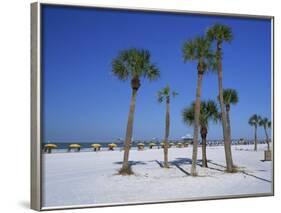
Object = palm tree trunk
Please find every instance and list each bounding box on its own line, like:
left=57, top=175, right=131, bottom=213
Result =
left=226, top=106, right=232, bottom=140
left=254, top=125, right=258, bottom=151
left=163, top=97, right=170, bottom=168
left=217, top=44, right=234, bottom=172
left=121, top=88, right=137, bottom=173
left=201, top=127, right=208, bottom=168
left=264, top=127, right=270, bottom=151
left=191, top=70, right=203, bottom=176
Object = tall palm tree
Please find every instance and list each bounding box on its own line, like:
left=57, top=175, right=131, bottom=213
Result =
left=182, top=36, right=214, bottom=176
left=222, top=89, right=238, bottom=140
left=248, top=114, right=261, bottom=151
left=259, top=117, right=271, bottom=151
left=157, top=86, right=178, bottom=168
left=182, top=100, right=219, bottom=168
left=206, top=24, right=235, bottom=172
left=112, top=48, right=160, bottom=174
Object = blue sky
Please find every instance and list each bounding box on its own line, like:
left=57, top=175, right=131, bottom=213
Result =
left=42, top=5, right=272, bottom=142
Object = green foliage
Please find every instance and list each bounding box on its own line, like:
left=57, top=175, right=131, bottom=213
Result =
left=182, top=100, right=219, bottom=129
left=248, top=114, right=262, bottom=127
left=259, top=117, right=271, bottom=128
left=157, top=85, right=178, bottom=103
left=182, top=36, right=215, bottom=73
left=206, top=24, right=233, bottom=43
left=222, top=89, right=239, bottom=105
left=112, top=48, right=160, bottom=81
left=206, top=24, right=233, bottom=61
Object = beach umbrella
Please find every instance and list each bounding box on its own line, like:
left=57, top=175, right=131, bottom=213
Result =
left=91, top=144, right=101, bottom=151
left=108, top=143, right=117, bottom=151
left=44, top=143, right=57, bottom=153
left=183, top=142, right=189, bottom=147
left=149, top=142, right=156, bottom=149
left=176, top=142, right=184, bottom=148
left=169, top=142, right=175, bottom=147
left=137, top=143, right=145, bottom=150
left=68, top=144, right=81, bottom=152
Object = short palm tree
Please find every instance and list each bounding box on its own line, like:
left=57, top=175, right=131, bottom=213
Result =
left=182, top=36, right=214, bottom=176
left=112, top=48, right=160, bottom=175
left=157, top=86, right=178, bottom=168
left=206, top=24, right=235, bottom=172
left=182, top=100, right=219, bottom=168
left=259, top=117, right=271, bottom=151
left=222, top=89, right=238, bottom=140
left=248, top=114, right=261, bottom=151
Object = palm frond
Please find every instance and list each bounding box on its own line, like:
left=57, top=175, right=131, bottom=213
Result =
left=172, top=91, right=178, bottom=98
left=259, top=117, right=270, bottom=128
left=248, top=114, right=261, bottom=126
left=182, top=103, right=195, bottom=126
left=157, top=85, right=178, bottom=103
left=182, top=39, right=197, bottom=62
left=222, top=89, right=239, bottom=105
left=112, top=48, right=160, bottom=82
left=145, top=64, right=160, bottom=81
left=182, top=36, right=215, bottom=74
left=182, top=100, right=218, bottom=129
left=268, top=121, right=271, bottom=128
left=206, top=23, right=233, bottom=43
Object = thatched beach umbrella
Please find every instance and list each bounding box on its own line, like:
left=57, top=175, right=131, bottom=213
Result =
left=176, top=142, right=184, bottom=148
left=108, top=143, right=117, bottom=151
left=68, top=144, right=81, bottom=152
left=183, top=142, right=189, bottom=147
left=91, top=144, right=101, bottom=151
left=160, top=142, right=165, bottom=148
left=137, top=143, right=145, bottom=150
left=169, top=142, right=175, bottom=148
left=149, top=142, right=156, bottom=149
left=44, top=144, right=57, bottom=153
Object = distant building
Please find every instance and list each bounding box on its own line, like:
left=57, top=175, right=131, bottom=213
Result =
left=181, top=134, right=193, bottom=144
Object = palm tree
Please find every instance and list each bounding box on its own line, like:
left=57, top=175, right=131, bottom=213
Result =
left=248, top=114, right=261, bottom=151
left=182, top=36, right=214, bottom=176
left=112, top=48, right=160, bottom=174
left=206, top=24, right=235, bottom=172
left=222, top=89, right=238, bottom=140
left=182, top=100, right=219, bottom=168
left=157, top=86, right=178, bottom=168
left=259, top=117, right=271, bottom=151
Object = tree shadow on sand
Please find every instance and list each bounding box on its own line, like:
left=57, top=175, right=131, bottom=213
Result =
left=113, top=161, right=147, bottom=166
left=170, top=157, right=193, bottom=166
left=169, top=158, right=193, bottom=176
left=169, top=158, right=224, bottom=176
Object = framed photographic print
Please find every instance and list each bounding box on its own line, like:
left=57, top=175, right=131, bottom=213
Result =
left=31, top=1, right=274, bottom=211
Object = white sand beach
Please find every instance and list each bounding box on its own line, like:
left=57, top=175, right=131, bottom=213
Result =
left=42, top=144, right=272, bottom=208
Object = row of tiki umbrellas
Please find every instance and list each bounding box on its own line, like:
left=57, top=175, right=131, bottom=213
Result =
left=43, top=142, right=189, bottom=153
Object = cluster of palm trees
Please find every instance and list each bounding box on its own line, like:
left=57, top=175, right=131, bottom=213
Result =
left=248, top=114, right=271, bottom=151
left=182, top=89, right=239, bottom=169
left=111, top=24, right=241, bottom=176
left=181, top=24, right=238, bottom=175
